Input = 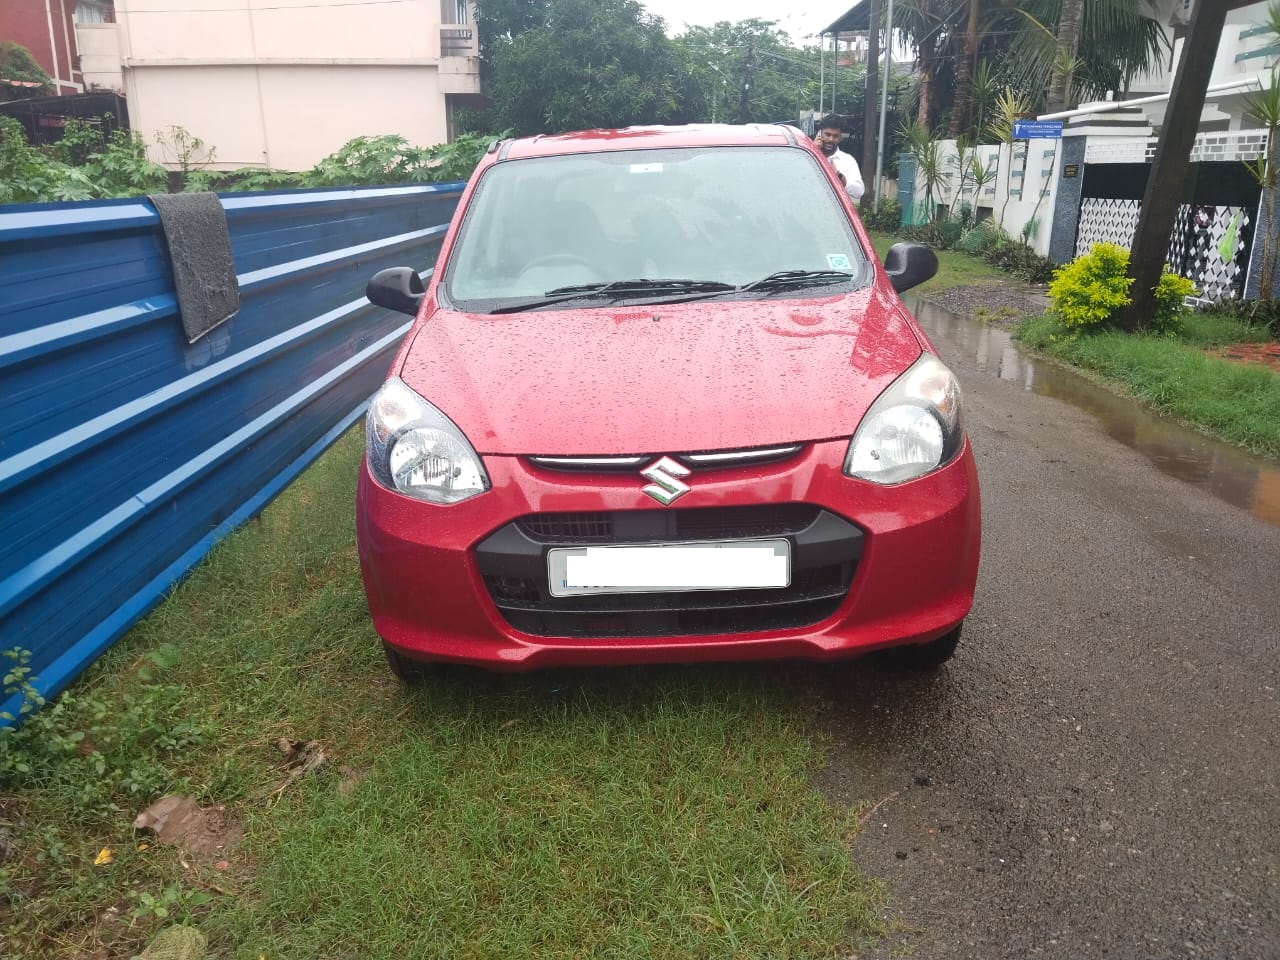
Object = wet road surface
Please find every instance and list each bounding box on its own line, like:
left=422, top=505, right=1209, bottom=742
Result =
left=815, top=297, right=1280, bottom=959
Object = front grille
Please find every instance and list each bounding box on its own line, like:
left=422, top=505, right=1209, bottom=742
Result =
left=516, top=504, right=821, bottom=544
left=478, top=505, right=862, bottom=638
left=527, top=445, right=802, bottom=473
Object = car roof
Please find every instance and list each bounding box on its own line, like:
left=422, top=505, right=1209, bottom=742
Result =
left=497, top=123, right=802, bottom=161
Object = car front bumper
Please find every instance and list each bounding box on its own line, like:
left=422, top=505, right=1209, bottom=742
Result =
left=356, top=438, right=981, bottom=670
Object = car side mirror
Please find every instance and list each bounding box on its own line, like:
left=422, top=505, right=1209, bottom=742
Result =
left=884, top=242, right=939, bottom=294
left=367, top=267, right=425, bottom=316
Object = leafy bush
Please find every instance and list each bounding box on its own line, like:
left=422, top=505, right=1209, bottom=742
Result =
left=956, top=221, right=1004, bottom=255
left=1048, top=242, right=1135, bottom=330
left=1, top=119, right=503, bottom=204
left=0, top=116, right=94, bottom=202
left=891, top=215, right=1055, bottom=283
left=1151, top=271, right=1198, bottom=335
left=862, top=196, right=901, bottom=232
left=0, top=41, right=53, bottom=96
left=937, top=219, right=964, bottom=249
left=1049, top=243, right=1196, bottom=334
left=984, top=237, right=1056, bottom=284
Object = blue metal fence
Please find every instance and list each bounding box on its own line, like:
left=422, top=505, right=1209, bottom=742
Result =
left=0, top=183, right=463, bottom=718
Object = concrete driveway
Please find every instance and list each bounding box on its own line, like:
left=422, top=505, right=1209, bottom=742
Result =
left=816, top=298, right=1280, bottom=959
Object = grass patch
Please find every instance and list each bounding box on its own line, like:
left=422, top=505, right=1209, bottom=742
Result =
left=866, top=230, right=1003, bottom=290
left=1, top=429, right=885, bottom=959
left=1017, top=314, right=1280, bottom=458
left=1177, top=309, right=1277, bottom=348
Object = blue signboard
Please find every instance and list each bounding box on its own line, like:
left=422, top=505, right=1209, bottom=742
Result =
left=1012, top=119, right=1064, bottom=140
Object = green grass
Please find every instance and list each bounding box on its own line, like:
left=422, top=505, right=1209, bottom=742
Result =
left=1017, top=313, right=1280, bottom=458
left=0, top=429, right=885, bottom=959
left=1176, top=309, right=1277, bottom=348
left=867, top=230, right=1003, bottom=290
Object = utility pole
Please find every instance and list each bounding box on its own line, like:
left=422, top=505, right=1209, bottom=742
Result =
left=874, top=0, right=894, bottom=206
left=1119, top=0, right=1228, bottom=330
left=738, top=38, right=756, bottom=123
left=863, top=0, right=881, bottom=206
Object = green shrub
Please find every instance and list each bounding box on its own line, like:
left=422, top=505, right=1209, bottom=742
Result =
left=862, top=196, right=901, bottom=231
left=937, top=219, right=964, bottom=249
left=1049, top=243, right=1199, bottom=334
left=957, top=221, right=1003, bottom=255
left=984, top=237, right=1056, bottom=284
left=1048, top=242, right=1135, bottom=330
left=899, top=220, right=963, bottom=250
left=1151, top=270, right=1197, bottom=335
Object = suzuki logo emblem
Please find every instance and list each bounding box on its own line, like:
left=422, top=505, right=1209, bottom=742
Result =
left=640, top=456, right=692, bottom=506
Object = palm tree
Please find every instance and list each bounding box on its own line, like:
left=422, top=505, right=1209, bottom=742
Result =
left=1046, top=0, right=1084, bottom=113
left=895, top=0, right=1167, bottom=135
left=1006, top=0, right=1167, bottom=109
left=948, top=0, right=983, bottom=136
left=892, top=0, right=946, bottom=128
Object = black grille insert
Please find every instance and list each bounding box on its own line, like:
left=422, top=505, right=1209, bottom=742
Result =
left=516, top=504, right=822, bottom=544
left=478, top=505, right=861, bottom=638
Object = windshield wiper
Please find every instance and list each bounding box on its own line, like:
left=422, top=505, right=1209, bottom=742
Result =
left=737, top=269, right=855, bottom=292
left=488, top=278, right=735, bottom=314
left=544, top=278, right=736, bottom=295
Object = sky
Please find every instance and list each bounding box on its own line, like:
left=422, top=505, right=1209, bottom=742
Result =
left=636, top=1, right=849, bottom=43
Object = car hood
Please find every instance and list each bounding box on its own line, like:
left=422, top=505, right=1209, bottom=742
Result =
left=398, top=287, right=923, bottom=455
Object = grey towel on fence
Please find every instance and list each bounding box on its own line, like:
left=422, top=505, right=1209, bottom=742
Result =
left=149, top=191, right=240, bottom=343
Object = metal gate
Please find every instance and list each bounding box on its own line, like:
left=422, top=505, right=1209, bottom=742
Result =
left=1075, top=134, right=1264, bottom=302
left=897, top=154, right=917, bottom=225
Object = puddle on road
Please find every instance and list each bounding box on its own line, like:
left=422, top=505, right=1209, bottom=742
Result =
left=905, top=296, right=1280, bottom=528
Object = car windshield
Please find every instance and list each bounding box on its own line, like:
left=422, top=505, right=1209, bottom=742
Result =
left=443, top=145, right=869, bottom=309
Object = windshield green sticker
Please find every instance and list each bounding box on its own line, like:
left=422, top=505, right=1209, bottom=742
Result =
left=826, top=254, right=852, bottom=270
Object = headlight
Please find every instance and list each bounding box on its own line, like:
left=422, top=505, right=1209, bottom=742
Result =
left=844, top=354, right=964, bottom=484
left=365, top=377, right=490, bottom=504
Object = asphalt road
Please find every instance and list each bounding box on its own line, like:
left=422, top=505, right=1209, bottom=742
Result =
left=814, top=306, right=1280, bottom=959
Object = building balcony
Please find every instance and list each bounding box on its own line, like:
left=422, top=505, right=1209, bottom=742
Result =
left=441, top=25, right=477, bottom=58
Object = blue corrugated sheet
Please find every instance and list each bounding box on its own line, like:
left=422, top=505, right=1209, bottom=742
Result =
left=0, top=183, right=462, bottom=719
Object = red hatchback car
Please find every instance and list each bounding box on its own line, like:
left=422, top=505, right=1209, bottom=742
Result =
left=357, top=124, right=980, bottom=678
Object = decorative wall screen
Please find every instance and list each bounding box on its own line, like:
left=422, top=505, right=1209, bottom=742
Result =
left=1076, top=198, right=1141, bottom=253
left=1074, top=155, right=1260, bottom=303
left=1076, top=200, right=1251, bottom=301
left=1167, top=204, right=1252, bottom=302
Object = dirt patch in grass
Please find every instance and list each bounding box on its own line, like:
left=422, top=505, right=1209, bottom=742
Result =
left=1205, top=340, right=1280, bottom=372
left=917, top=281, right=1050, bottom=327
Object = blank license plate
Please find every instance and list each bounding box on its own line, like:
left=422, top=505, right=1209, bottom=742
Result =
left=548, top=540, right=790, bottom=597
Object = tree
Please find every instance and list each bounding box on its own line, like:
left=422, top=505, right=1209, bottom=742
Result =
left=673, top=20, right=824, bottom=125
left=892, top=0, right=944, bottom=128
left=948, top=0, right=983, bottom=136
left=1118, top=0, right=1229, bottom=330
left=893, top=0, right=1167, bottom=138
left=0, top=42, right=53, bottom=101
left=1045, top=0, right=1084, bottom=113
left=1005, top=0, right=1166, bottom=109
left=481, top=0, right=696, bottom=135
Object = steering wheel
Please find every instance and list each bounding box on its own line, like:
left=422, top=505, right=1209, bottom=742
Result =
left=520, top=253, right=597, bottom=273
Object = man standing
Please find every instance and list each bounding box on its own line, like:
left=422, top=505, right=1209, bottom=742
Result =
left=814, top=115, right=865, bottom=201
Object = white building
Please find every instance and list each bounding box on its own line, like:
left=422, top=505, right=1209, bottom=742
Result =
left=1096, top=0, right=1275, bottom=131
left=73, top=0, right=482, bottom=171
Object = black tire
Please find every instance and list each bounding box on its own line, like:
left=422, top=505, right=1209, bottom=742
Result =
left=382, top=641, right=432, bottom=683
left=894, top=624, right=962, bottom=670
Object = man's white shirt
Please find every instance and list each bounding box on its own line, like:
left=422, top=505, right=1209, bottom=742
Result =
left=829, top=149, right=865, bottom=200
